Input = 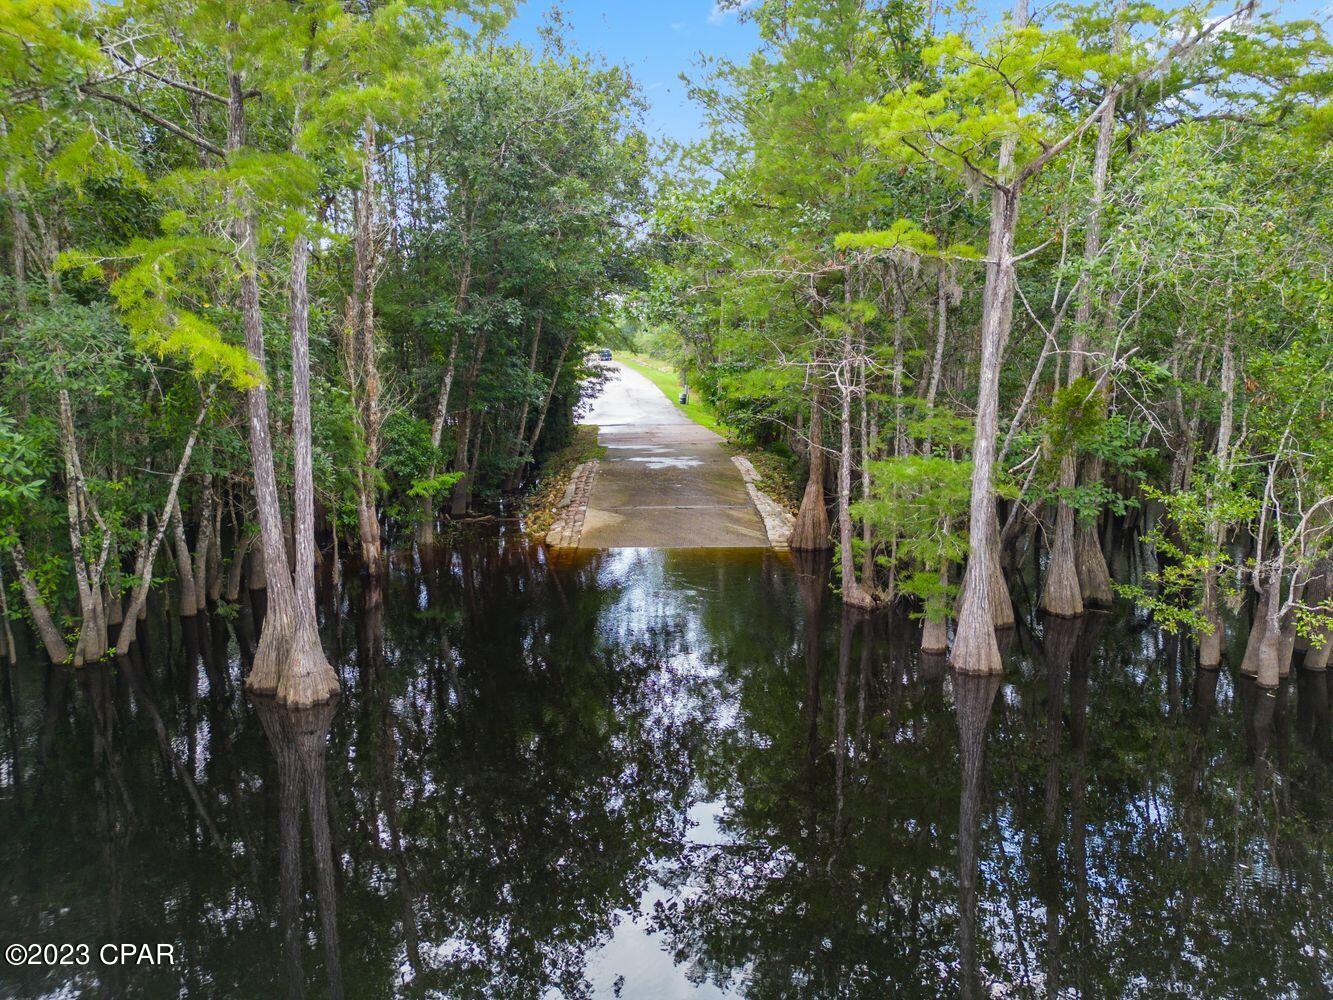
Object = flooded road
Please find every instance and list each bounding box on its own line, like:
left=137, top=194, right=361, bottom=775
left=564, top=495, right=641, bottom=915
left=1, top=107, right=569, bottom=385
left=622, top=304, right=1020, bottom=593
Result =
left=1, top=535, right=1330, bottom=997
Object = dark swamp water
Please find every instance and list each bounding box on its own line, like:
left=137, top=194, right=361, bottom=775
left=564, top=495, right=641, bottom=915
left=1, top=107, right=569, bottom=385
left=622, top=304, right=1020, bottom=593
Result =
left=1, top=533, right=1331, bottom=998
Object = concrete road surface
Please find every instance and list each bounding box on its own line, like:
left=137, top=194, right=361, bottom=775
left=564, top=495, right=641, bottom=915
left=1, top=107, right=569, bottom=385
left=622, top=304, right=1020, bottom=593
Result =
left=577, top=361, right=768, bottom=548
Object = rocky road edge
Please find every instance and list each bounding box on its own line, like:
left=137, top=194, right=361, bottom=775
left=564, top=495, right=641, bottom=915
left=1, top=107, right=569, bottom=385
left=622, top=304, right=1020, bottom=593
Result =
left=544, top=459, right=599, bottom=549
left=731, top=455, right=794, bottom=549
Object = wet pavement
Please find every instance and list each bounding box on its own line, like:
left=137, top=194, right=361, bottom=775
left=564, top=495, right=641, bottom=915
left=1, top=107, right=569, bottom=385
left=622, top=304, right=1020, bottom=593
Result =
left=578, top=362, right=768, bottom=548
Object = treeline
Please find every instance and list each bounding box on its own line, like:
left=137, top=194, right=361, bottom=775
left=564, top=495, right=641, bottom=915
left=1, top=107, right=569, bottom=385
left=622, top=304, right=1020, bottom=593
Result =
left=0, top=0, right=645, bottom=700
left=645, top=0, right=1332, bottom=678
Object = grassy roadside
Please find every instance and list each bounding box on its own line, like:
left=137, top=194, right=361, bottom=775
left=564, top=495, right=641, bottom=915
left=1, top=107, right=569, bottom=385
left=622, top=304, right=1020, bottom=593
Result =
left=617, top=352, right=801, bottom=515
left=521, top=425, right=606, bottom=539
left=617, top=353, right=730, bottom=436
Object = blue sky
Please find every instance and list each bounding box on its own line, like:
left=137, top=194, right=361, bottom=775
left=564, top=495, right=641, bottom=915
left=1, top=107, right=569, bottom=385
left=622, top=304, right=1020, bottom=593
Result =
left=504, top=0, right=1331, bottom=145
left=505, top=1, right=762, bottom=144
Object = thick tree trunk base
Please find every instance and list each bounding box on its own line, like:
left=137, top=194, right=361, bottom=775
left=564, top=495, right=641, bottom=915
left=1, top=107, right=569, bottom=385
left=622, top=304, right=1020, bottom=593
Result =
left=1239, top=616, right=1266, bottom=677
left=357, top=494, right=383, bottom=577
left=1199, top=622, right=1223, bottom=668
left=1307, top=634, right=1331, bottom=671
left=276, top=627, right=340, bottom=708
left=922, top=617, right=949, bottom=654
left=986, top=542, right=1014, bottom=628
left=74, top=628, right=109, bottom=668
left=842, top=583, right=879, bottom=611
left=360, top=540, right=384, bottom=578
left=245, top=611, right=294, bottom=697
left=1042, top=510, right=1084, bottom=618
left=1041, top=564, right=1084, bottom=616
left=1278, top=622, right=1297, bottom=679
left=789, top=478, right=831, bottom=552
left=956, top=558, right=1015, bottom=628
left=450, top=478, right=470, bottom=518
left=1256, top=631, right=1281, bottom=690
left=1238, top=589, right=1271, bottom=677
left=248, top=544, right=268, bottom=592
left=1075, top=522, right=1114, bottom=607
left=951, top=602, right=1003, bottom=675
left=415, top=505, right=436, bottom=547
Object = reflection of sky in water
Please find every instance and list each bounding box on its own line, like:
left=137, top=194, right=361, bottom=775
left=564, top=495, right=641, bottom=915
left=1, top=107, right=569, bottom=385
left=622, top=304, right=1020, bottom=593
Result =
left=573, top=549, right=758, bottom=998
left=627, top=456, right=704, bottom=469
left=600, top=442, right=703, bottom=470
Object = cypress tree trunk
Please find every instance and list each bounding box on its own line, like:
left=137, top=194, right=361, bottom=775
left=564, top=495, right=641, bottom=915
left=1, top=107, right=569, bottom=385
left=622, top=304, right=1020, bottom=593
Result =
left=9, top=543, right=69, bottom=663
left=1075, top=466, right=1113, bottom=607
left=450, top=409, right=474, bottom=517
left=505, top=311, right=543, bottom=491
left=116, top=398, right=208, bottom=655
left=282, top=205, right=338, bottom=707
left=172, top=496, right=200, bottom=617
left=0, top=561, right=17, bottom=666
left=248, top=541, right=268, bottom=593
left=1254, top=568, right=1284, bottom=690
left=1240, top=585, right=1270, bottom=678
left=1068, top=11, right=1119, bottom=609
left=1199, top=322, right=1236, bottom=667
left=418, top=258, right=470, bottom=544
left=448, top=335, right=487, bottom=517
left=924, top=267, right=950, bottom=412
left=206, top=503, right=223, bottom=604
left=1276, top=578, right=1303, bottom=680
left=231, top=67, right=298, bottom=698
left=953, top=180, right=1019, bottom=674
left=1042, top=449, right=1085, bottom=618
left=790, top=379, right=831, bottom=551
left=859, top=357, right=876, bottom=594
left=223, top=533, right=251, bottom=602
left=519, top=329, right=575, bottom=485
left=56, top=390, right=110, bottom=663
left=837, top=296, right=874, bottom=609
left=922, top=617, right=949, bottom=653
left=343, top=115, right=384, bottom=574
left=1305, top=567, right=1332, bottom=671
left=1308, top=632, right=1332, bottom=671
left=191, top=475, right=215, bottom=610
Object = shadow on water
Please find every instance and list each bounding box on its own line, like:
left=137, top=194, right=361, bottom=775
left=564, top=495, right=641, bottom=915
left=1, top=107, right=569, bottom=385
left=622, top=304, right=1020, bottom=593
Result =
left=0, top=529, right=1330, bottom=997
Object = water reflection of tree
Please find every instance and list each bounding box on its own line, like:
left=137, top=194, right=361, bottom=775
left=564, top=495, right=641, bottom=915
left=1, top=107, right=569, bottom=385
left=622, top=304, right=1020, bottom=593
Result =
left=0, top=540, right=1330, bottom=997
left=0, top=538, right=725, bottom=997
left=252, top=696, right=343, bottom=1000
left=956, top=671, right=1001, bottom=1000
left=652, top=594, right=1333, bottom=997
left=315, top=539, right=717, bottom=997
left=652, top=552, right=963, bottom=996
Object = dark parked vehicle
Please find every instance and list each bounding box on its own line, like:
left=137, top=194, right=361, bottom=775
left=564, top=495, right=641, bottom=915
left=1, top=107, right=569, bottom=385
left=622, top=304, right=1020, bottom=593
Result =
left=598, top=349, right=612, bottom=361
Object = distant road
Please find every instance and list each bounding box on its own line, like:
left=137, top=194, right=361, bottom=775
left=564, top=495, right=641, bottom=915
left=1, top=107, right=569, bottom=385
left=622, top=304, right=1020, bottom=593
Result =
left=576, top=361, right=769, bottom=548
